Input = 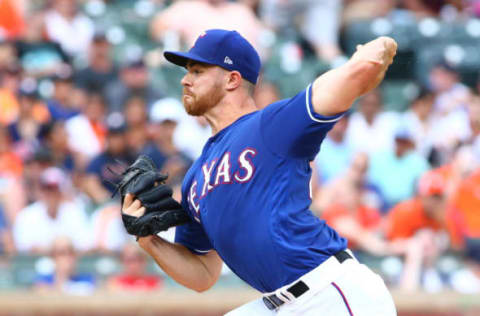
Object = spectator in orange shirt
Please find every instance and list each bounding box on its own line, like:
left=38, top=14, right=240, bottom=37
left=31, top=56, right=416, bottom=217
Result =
left=447, top=167, right=480, bottom=293
left=448, top=167, right=480, bottom=249
left=411, top=146, right=479, bottom=248
left=322, top=202, right=385, bottom=255
left=385, top=172, right=446, bottom=241
left=0, top=0, right=25, bottom=40
left=0, top=66, right=21, bottom=126
left=0, top=126, right=23, bottom=177
left=0, top=124, right=28, bottom=222
left=107, top=242, right=163, bottom=292
left=385, top=171, right=450, bottom=291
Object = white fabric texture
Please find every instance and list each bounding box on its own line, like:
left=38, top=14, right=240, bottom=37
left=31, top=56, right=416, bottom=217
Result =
left=13, top=200, right=91, bottom=252
left=65, top=114, right=103, bottom=158
left=345, top=111, right=401, bottom=155
left=173, top=116, right=211, bottom=160
left=44, top=10, right=94, bottom=57
left=402, top=110, right=436, bottom=158
left=226, top=258, right=396, bottom=316
left=89, top=203, right=128, bottom=252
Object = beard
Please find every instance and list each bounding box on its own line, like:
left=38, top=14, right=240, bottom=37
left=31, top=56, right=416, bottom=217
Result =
left=183, top=80, right=224, bottom=116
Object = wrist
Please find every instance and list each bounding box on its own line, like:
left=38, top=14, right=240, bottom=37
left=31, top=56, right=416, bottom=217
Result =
left=137, top=235, right=164, bottom=253
left=137, top=235, right=155, bottom=250
left=350, top=51, right=382, bottom=66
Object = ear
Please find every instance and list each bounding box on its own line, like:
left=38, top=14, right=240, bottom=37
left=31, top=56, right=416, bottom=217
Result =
left=225, top=71, right=242, bottom=91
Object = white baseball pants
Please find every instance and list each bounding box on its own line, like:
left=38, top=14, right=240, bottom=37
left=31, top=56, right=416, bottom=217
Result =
left=225, top=255, right=397, bottom=316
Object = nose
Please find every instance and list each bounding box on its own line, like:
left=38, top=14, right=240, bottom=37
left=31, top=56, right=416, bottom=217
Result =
left=181, top=73, right=191, bottom=87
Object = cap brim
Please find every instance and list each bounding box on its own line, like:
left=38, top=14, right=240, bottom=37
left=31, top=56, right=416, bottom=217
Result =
left=164, top=51, right=215, bottom=68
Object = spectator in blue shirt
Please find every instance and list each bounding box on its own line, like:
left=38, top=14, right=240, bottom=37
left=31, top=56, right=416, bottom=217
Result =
left=83, top=113, right=135, bottom=204
left=368, top=127, right=430, bottom=210
left=314, top=113, right=354, bottom=184
left=38, top=121, right=75, bottom=173
left=142, top=98, right=192, bottom=185
left=34, top=236, right=95, bottom=295
left=46, top=73, right=80, bottom=121
left=0, top=205, right=14, bottom=255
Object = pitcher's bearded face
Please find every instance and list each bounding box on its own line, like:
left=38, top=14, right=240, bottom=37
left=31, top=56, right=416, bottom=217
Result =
left=181, top=63, right=226, bottom=116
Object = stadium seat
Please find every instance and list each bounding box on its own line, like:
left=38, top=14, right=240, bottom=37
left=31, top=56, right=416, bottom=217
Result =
left=0, top=260, right=14, bottom=289
left=77, top=255, right=120, bottom=281
left=263, top=34, right=330, bottom=98
left=153, top=65, right=185, bottom=99
left=380, top=80, right=419, bottom=112
left=10, top=255, right=41, bottom=288
left=414, top=43, right=480, bottom=88
left=343, top=19, right=416, bottom=79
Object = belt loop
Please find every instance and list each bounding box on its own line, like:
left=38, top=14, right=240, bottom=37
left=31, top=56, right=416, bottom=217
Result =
left=277, top=288, right=295, bottom=302
left=345, top=249, right=357, bottom=262
left=262, top=296, right=280, bottom=311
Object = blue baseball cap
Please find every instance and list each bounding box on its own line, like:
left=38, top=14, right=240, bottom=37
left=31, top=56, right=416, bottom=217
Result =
left=164, top=29, right=261, bottom=84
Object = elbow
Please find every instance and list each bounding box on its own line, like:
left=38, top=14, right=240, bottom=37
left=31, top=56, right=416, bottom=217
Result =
left=192, top=281, right=214, bottom=293
left=193, top=286, right=209, bottom=293
left=191, top=277, right=217, bottom=293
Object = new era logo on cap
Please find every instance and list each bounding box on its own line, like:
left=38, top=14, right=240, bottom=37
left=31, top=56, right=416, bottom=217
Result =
left=163, top=29, right=261, bottom=84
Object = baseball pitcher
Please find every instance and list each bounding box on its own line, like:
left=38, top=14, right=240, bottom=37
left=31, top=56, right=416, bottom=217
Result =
left=117, top=29, right=397, bottom=315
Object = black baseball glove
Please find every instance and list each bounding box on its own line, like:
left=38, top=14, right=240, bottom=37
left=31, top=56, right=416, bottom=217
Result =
left=111, top=155, right=191, bottom=237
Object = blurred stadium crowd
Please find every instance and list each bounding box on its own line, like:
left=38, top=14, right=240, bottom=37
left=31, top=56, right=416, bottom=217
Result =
left=0, top=0, right=479, bottom=296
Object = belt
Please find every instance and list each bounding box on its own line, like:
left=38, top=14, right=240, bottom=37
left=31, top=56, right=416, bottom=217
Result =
left=262, top=250, right=353, bottom=311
